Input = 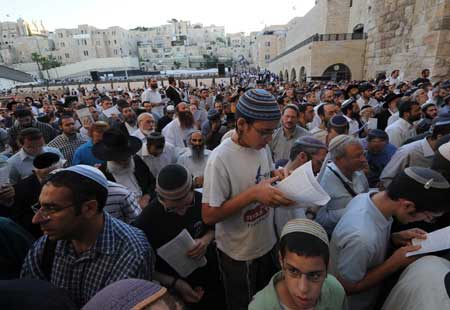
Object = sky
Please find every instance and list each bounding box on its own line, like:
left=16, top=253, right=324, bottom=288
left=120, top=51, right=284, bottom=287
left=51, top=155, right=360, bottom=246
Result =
left=2, top=0, right=315, bottom=34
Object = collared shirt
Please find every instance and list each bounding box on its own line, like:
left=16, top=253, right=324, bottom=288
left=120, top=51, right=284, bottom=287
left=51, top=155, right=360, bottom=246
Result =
left=316, top=162, right=369, bottom=236
left=72, top=140, right=105, bottom=167
left=161, top=118, right=196, bottom=149
left=176, top=149, right=211, bottom=177
left=380, top=138, right=435, bottom=187
left=310, top=126, right=328, bottom=144
left=7, top=147, right=63, bottom=184
left=330, top=192, right=393, bottom=310
left=385, top=118, right=416, bottom=148
left=137, top=142, right=178, bottom=177
left=141, top=88, right=163, bottom=116
left=132, top=128, right=149, bottom=143
left=365, top=143, right=397, bottom=187
left=104, top=181, right=142, bottom=223
left=20, top=212, right=154, bottom=307
left=387, top=112, right=400, bottom=126
left=269, top=126, right=311, bottom=163
left=343, top=115, right=360, bottom=136
left=47, top=133, right=87, bottom=166
left=124, top=122, right=137, bottom=135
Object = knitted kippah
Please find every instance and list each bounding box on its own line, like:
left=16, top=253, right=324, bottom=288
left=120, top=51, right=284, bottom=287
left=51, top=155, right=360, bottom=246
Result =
left=156, top=164, right=192, bottom=200
left=329, top=115, right=348, bottom=128
left=293, top=136, right=327, bottom=150
left=236, top=89, right=281, bottom=121
left=281, top=219, right=329, bottom=247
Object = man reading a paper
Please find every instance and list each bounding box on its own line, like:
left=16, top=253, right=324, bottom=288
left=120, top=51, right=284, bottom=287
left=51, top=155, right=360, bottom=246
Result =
left=134, top=164, right=225, bottom=310
left=202, top=89, right=294, bottom=310
left=329, top=167, right=450, bottom=310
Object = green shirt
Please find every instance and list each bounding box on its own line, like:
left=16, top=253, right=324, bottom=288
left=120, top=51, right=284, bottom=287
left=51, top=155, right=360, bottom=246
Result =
left=249, top=271, right=347, bottom=310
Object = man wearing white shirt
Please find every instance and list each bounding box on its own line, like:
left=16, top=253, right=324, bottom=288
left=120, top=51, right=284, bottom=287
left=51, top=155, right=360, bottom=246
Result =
left=141, top=79, right=164, bottom=118
left=356, top=83, right=374, bottom=109
left=132, top=113, right=154, bottom=143
left=137, top=132, right=178, bottom=177
left=162, top=102, right=196, bottom=149
left=385, top=100, right=420, bottom=147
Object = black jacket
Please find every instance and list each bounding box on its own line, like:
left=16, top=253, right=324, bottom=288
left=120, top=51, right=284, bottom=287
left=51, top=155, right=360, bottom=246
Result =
left=165, top=85, right=183, bottom=105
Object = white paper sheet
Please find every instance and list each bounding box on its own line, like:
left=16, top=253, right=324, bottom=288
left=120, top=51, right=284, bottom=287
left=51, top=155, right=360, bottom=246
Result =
left=157, top=229, right=207, bottom=277
left=102, top=105, right=120, bottom=118
left=406, top=226, right=450, bottom=257
left=368, top=118, right=378, bottom=130
left=76, top=107, right=94, bottom=124
left=276, top=161, right=330, bottom=208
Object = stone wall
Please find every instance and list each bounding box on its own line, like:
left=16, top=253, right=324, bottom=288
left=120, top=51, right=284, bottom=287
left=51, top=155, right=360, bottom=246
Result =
left=365, top=0, right=450, bottom=81
left=325, top=0, right=351, bottom=34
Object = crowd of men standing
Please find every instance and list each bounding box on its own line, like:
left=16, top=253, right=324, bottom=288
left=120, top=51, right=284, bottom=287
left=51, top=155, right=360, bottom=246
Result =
left=0, top=68, right=450, bottom=310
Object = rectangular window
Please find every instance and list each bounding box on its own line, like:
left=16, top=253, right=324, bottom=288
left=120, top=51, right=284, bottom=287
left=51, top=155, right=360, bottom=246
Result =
left=83, top=50, right=89, bottom=56
left=65, top=53, right=70, bottom=58
left=265, top=41, right=271, bottom=47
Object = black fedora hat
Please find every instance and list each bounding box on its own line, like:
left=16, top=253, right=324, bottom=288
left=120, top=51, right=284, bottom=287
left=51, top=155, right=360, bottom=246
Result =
left=92, top=128, right=142, bottom=161
left=383, top=93, right=403, bottom=109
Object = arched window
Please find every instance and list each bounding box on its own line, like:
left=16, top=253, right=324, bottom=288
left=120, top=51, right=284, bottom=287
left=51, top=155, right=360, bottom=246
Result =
left=322, top=63, right=352, bottom=82
left=290, top=68, right=296, bottom=82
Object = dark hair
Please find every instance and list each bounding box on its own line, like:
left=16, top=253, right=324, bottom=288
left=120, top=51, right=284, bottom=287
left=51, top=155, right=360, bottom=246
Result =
left=18, top=128, right=43, bottom=144
left=298, top=103, right=314, bottom=113
left=168, top=77, right=176, bottom=84
left=101, top=96, right=111, bottom=103
left=317, top=103, right=335, bottom=117
left=422, top=69, right=430, bottom=75
left=14, top=108, right=33, bottom=118
left=398, top=100, right=419, bottom=118
left=279, top=232, right=329, bottom=266
left=432, top=124, right=450, bottom=140
left=58, top=114, right=74, bottom=126
left=327, top=120, right=349, bottom=134
left=44, top=171, right=108, bottom=214
left=282, top=104, right=299, bottom=116
left=116, top=99, right=129, bottom=111
left=386, top=171, right=449, bottom=213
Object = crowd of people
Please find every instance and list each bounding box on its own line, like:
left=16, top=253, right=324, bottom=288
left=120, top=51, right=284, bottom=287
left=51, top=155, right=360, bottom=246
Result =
left=0, top=69, right=450, bottom=310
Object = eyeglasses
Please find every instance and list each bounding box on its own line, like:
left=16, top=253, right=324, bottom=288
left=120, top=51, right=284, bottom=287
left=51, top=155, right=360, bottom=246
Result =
left=283, top=263, right=326, bottom=283
left=250, top=124, right=275, bottom=139
left=31, top=202, right=74, bottom=219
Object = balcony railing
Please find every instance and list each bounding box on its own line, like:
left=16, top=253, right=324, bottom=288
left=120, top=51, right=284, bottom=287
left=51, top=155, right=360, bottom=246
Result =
left=271, top=32, right=367, bottom=63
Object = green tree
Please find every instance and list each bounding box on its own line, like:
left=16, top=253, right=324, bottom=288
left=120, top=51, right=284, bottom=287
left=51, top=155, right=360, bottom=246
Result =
left=31, top=52, right=43, bottom=79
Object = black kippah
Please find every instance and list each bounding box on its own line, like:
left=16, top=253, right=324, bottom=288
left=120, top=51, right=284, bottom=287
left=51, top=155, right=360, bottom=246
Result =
left=33, top=152, right=60, bottom=169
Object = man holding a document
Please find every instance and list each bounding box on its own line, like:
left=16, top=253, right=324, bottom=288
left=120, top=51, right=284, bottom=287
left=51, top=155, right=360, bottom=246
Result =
left=202, top=89, right=295, bottom=310
left=329, top=167, right=450, bottom=310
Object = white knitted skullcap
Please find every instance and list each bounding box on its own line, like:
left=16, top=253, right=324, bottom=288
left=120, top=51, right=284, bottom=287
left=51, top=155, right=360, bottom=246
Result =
left=281, top=219, right=329, bottom=247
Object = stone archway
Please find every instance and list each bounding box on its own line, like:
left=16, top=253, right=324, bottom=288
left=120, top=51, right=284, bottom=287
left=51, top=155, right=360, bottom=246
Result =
left=322, top=63, right=352, bottom=82
left=279, top=70, right=283, bottom=80
left=299, top=66, right=306, bottom=82
left=290, top=68, right=296, bottom=82
left=284, top=69, right=289, bottom=82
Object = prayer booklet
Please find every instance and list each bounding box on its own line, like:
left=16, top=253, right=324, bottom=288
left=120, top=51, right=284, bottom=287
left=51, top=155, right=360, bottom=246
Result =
left=157, top=229, right=207, bottom=277
left=406, top=226, right=450, bottom=257
left=76, top=107, right=94, bottom=125
left=368, top=118, right=378, bottom=130
left=102, top=105, right=120, bottom=118
left=276, top=161, right=330, bottom=208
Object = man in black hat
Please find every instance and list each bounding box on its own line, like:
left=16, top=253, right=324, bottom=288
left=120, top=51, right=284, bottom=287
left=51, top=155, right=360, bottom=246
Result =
left=134, top=164, right=225, bottom=309
left=330, top=167, right=450, bottom=310
left=380, top=116, right=450, bottom=187
left=94, top=128, right=156, bottom=206
left=377, top=93, right=403, bottom=130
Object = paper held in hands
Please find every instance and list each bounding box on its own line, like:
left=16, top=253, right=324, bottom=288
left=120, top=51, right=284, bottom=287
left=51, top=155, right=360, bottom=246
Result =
left=102, top=105, right=120, bottom=118
left=276, top=161, right=330, bottom=208
left=157, top=229, right=207, bottom=277
left=406, top=226, right=450, bottom=257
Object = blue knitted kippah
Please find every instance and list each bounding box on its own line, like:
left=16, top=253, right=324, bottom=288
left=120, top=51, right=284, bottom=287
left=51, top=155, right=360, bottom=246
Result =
left=236, top=89, right=281, bottom=121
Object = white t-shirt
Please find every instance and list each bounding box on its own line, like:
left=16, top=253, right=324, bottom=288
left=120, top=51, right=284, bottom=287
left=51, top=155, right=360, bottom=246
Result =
left=202, top=138, right=276, bottom=261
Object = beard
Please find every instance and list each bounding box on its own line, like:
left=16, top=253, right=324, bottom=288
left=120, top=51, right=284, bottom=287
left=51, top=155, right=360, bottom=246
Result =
left=107, top=158, right=135, bottom=175
left=190, top=145, right=205, bottom=162
left=125, top=115, right=137, bottom=126
left=178, top=111, right=194, bottom=129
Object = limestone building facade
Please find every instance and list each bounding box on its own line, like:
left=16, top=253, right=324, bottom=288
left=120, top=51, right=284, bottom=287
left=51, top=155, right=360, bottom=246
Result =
left=266, top=0, right=450, bottom=82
